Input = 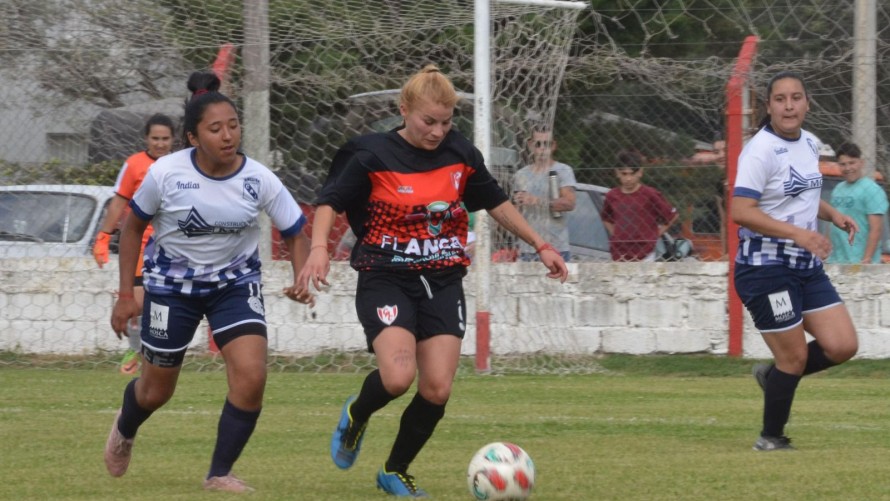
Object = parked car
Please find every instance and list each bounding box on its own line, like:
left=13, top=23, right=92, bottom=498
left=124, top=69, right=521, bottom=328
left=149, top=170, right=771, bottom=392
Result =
left=566, top=183, right=611, bottom=261
left=0, top=185, right=115, bottom=258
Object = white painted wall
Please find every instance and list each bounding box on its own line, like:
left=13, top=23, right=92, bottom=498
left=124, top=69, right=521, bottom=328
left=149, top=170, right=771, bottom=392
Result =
left=2, top=258, right=890, bottom=359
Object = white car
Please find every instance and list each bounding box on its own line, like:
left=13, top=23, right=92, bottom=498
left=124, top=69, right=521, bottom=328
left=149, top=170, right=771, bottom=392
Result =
left=0, top=184, right=116, bottom=258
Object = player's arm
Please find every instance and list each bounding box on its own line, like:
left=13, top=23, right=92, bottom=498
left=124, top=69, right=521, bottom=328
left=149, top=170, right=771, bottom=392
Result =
left=296, top=205, right=337, bottom=293
left=732, top=195, right=832, bottom=260
left=282, top=229, right=315, bottom=305
left=111, top=211, right=148, bottom=339
left=93, top=195, right=129, bottom=268
left=488, top=201, right=568, bottom=282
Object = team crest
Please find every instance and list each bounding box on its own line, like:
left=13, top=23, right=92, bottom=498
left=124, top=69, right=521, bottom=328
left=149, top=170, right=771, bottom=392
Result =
left=377, top=305, right=398, bottom=325
left=452, top=171, right=462, bottom=190
left=243, top=177, right=260, bottom=202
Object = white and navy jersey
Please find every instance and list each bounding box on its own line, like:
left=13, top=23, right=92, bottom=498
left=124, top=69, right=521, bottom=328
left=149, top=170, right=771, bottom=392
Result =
left=733, top=125, right=823, bottom=268
left=130, top=148, right=307, bottom=296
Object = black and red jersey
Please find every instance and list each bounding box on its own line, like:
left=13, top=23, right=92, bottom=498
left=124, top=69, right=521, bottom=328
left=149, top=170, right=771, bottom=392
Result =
left=317, top=128, right=509, bottom=272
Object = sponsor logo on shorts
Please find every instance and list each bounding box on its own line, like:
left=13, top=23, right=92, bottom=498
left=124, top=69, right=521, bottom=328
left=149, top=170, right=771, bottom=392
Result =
left=377, top=305, right=398, bottom=325
left=768, top=290, right=794, bottom=323
left=149, top=302, right=170, bottom=339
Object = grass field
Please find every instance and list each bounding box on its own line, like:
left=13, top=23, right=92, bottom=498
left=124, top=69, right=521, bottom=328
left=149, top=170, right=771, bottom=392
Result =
left=2, top=355, right=890, bottom=500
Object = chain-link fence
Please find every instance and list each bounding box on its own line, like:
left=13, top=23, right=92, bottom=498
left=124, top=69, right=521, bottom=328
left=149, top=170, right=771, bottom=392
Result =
left=2, top=0, right=890, bottom=369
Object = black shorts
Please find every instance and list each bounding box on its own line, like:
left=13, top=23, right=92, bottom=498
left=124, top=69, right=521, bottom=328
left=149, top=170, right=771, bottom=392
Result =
left=355, top=269, right=467, bottom=352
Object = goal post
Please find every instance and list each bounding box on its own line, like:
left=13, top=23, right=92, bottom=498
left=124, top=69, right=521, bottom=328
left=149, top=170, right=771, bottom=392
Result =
left=473, top=0, right=587, bottom=373
left=725, top=35, right=759, bottom=357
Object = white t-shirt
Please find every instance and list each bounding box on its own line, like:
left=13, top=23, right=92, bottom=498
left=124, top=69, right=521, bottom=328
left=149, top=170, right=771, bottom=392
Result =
left=733, top=126, right=823, bottom=268
left=131, top=148, right=306, bottom=296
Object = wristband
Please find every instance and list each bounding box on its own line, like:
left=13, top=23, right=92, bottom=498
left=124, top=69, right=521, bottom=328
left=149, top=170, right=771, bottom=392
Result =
left=117, top=292, right=135, bottom=300
left=536, top=242, right=557, bottom=254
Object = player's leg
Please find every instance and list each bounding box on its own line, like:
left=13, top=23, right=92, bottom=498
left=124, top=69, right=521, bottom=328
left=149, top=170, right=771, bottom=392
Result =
left=332, top=272, right=415, bottom=470
left=104, top=292, right=201, bottom=477
left=378, top=273, right=464, bottom=497
left=203, top=282, right=267, bottom=493
left=754, top=324, right=807, bottom=450
left=801, top=268, right=858, bottom=375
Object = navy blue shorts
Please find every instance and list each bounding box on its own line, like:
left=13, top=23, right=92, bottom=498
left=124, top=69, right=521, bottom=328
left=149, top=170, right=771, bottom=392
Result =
left=141, top=281, right=267, bottom=354
left=355, top=269, right=467, bottom=352
left=734, top=264, right=842, bottom=332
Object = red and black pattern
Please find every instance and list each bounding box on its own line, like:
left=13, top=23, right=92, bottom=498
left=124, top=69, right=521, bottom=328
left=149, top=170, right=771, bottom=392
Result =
left=317, top=128, right=508, bottom=271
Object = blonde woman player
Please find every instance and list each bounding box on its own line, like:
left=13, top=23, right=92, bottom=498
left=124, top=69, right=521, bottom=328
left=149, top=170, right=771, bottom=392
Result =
left=296, top=64, right=567, bottom=497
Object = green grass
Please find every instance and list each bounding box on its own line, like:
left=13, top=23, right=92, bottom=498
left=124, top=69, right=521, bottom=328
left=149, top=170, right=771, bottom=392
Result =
left=2, top=355, right=890, bottom=500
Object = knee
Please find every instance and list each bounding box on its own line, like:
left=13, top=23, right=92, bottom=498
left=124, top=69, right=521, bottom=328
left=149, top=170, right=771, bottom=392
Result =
left=418, top=381, right=453, bottom=406
left=382, top=376, right=414, bottom=398
left=826, top=339, right=858, bottom=364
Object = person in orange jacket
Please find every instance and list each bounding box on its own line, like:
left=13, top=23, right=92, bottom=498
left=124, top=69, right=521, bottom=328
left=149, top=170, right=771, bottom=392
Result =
left=93, top=113, right=176, bottom=374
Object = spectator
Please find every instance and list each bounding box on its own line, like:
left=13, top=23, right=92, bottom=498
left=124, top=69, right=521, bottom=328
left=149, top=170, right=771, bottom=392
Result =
left=103, top=71, right=314, bottom=493
left=93, top=113, right=176, bottom=375
left=732, top=70, right=858, bottom=451
left=827, top=142, right=888, bottom=264
left=601, top=150, right=679, bottom=261
left=512, top=126, right=577, bottom=261
left=295, top=64, right=567, bottom=498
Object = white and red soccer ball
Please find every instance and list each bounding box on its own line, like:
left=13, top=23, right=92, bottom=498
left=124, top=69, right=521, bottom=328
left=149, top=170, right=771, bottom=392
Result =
left=467, top=442, right=535, bottom=500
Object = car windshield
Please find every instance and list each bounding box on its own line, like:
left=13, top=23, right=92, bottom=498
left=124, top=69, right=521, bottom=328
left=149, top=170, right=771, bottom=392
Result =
left=0, top=191, right=96, bottom=243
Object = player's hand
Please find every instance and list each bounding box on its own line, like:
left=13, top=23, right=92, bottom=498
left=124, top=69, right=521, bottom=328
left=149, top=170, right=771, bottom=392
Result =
left=110, top=295, right=140, bottom=340
left=296, top=246, right=331, bottom=293
left=834, top=214, right=859, bottom=245
left=93, top=232, right=111, bottom=268
left=536, top=243, right=568, bottom=283
left=793, top=229, right=832, bottom=261
left=283, top=283, right=316, bottom=307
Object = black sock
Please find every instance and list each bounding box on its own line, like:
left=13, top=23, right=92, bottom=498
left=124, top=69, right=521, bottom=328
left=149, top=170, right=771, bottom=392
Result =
left=350, top=370, right=396, bottom=424
left=761, top=367, right=801, bottom=438
left=118, top=378, right=154, bottom=439
left=207, top=399, right=261, bottom=478
left=385, top=393, right=446, bottom=473
left=802, top=340, right=838, bottom=376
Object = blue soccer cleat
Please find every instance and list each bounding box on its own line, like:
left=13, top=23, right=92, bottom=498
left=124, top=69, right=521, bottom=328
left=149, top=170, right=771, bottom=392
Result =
left=331, top=395, right=367, bottom=469
left=376, top=468, right=429, bottom=498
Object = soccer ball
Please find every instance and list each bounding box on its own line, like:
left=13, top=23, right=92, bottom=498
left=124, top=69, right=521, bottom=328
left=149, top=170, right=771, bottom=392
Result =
left=466, top=442, right=535, bottom=500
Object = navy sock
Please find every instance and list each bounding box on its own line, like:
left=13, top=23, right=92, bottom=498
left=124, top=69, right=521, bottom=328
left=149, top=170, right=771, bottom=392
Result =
left=385, top=393, right=446, bottom=473
left=350, top=369, right=396, bottom=424
left=207, top=399, right=261, bottom=478
left=802, top=340, right=838, bottom=376
left=761, top=367, right=801, bottom=438
left=118, top=378, right=154, bottom=439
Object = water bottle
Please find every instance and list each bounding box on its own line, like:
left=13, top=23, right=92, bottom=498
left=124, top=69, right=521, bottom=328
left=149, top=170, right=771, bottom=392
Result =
left=548, top=171, right=561, bottom=219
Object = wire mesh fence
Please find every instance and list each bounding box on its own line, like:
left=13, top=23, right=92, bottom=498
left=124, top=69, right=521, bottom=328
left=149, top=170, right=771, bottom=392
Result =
left=2, top=0, right=890, bottom=370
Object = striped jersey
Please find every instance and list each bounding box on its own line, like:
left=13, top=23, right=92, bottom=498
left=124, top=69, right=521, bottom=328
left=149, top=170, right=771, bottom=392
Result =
left=130, top=148, right=306, bottom=296
left=317, top=128, right=509, bottom=272
left=733, top=125, right=823, bottom=268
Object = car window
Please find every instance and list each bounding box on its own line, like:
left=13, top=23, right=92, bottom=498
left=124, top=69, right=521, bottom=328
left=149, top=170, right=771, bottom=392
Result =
left=567, top=187, right=610, bottom=253
left=0, top=191, right=96, bottom=243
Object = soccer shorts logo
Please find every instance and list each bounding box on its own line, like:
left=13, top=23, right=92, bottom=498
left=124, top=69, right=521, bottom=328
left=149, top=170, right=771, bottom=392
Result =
left=149, top=302, right=170, bottom=339
left=768, top=290, right=794, bottom=323
left=377, top=305, right=398, bottom=325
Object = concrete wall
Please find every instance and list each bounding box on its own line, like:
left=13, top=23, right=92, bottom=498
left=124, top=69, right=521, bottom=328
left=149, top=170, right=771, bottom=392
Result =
left=3, top=258, right=890, bottom=359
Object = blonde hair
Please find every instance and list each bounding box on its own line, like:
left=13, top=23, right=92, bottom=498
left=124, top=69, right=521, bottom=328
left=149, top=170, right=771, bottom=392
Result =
left=400, top=64, right=460, bottom=111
